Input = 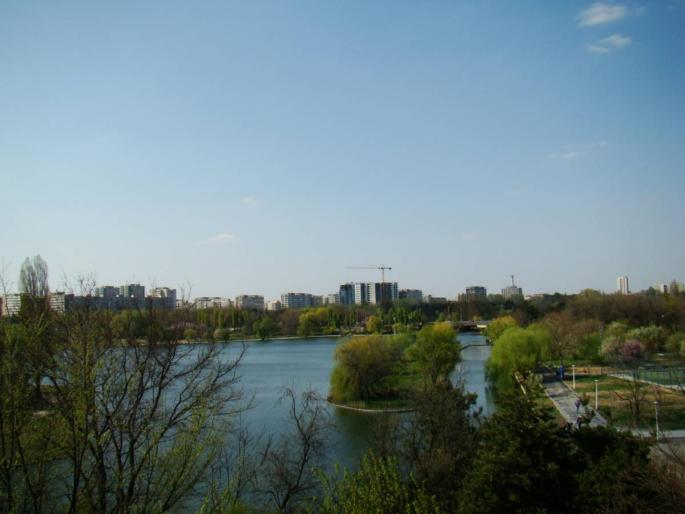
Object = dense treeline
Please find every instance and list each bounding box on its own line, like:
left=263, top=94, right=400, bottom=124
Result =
left=3, top=257, right=685, bottom=512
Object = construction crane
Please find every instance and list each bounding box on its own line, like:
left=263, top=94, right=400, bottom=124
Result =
left=347, top=265, right=393, bottom=283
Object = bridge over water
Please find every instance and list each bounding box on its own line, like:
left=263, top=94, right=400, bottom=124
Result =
left=452, top=320, right=491, bottom=332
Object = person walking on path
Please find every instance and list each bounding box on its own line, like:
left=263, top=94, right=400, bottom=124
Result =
left=575, top=398, right=581, bottom=415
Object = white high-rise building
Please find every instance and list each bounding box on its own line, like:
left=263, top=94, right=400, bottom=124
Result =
left=617, top=276, right=630, bottom=295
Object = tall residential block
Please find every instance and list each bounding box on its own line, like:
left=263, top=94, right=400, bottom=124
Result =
left=151, top=287, right=177, bottom=309
left=235, top=295, right=265, bottom=310
left=464, top=286, right=487, bottom=301
left=280, top=293, right=321, bottom=309
left=399, top=289, right=423, bottom=303
left=617, top=276, right=630, bottom=295
left=119, top=284, right=145, bottom=306
left=501, top=285, right=523, bottom=300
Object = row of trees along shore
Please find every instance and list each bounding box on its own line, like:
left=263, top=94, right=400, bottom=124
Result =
left=3, top=256, right=685, bottom=512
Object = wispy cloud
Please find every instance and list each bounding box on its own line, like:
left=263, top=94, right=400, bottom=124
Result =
left=198, top=232, right=236, bottom=245
left=586, top=44, right=611, bottom=54
left=578, top=3, right=627, bottom=26
left=586, top=34, right=631, bottom=54
left=242, top=196, right=259, bottom=207
left=601, top=33, right=631, bottom=48
left=550, top=141, right=608, bottom=159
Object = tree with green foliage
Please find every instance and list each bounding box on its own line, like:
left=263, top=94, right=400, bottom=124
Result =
left=540, top=311, right=597, bottom=364
left=366, top=315, right=383, bottom=334
left=407, top=322, right=460, bottom=386
left=391, top=383, right=479, bottom=512
left=329, top=335, right=408, bottom=402
left=458, top=393, right=653, bottom=514
left=297, top=312, right=320, bottom=338
left=316, top=454, right=442, bottom=514
left=626, top=324, right=666, bottom=354
left=213, top=327, right=231, bottom=343
left=485, top=326, right=550, bottom=391
left=255, top=316, right=277, bottom=340
left=665, top=332, right=685, bottom=354
left=485, top=315, right=518, bottom=342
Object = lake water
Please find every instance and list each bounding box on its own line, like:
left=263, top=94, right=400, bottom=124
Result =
left=212, top=332, right=493, bottom=470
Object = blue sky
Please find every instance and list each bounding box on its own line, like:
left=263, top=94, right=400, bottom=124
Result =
left=1, top=1, right=684, bottom=299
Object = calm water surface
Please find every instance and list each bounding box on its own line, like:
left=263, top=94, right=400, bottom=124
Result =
left=211, top=332, right=493, bottom=470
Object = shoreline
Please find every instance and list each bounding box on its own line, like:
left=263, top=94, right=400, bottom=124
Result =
left=327, top=400, right=416, bottom=414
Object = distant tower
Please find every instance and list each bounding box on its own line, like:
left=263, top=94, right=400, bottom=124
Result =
left=617, top=276, right=630, bottom=295
left=502, top=275, right=523, bottom=300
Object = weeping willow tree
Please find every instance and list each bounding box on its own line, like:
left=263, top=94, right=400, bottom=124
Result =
left=485, top=326, right=550, bottom=392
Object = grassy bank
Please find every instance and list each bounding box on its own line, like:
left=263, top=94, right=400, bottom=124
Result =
left=568, top=375, right=685, bottom=431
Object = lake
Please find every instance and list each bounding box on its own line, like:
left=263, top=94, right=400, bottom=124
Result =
left=212, top=332, right=493, bottom=470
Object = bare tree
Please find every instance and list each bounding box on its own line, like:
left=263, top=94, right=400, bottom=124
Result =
left=19, top=255, right=49, bottom=298
left=42, top=302, right=246, bottom=513
left=614, top=369, right=648, bottom=426
left=260, top=388, right=331, bottom=513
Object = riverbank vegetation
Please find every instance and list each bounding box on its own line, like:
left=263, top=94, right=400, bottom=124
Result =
left=4, top=257, right=685, bottom=512
left=318, top=388, right=685, bottom=513
left=328, top=322, right=461, bottom=408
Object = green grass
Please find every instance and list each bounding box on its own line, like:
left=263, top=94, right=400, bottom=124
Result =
left=569, top=375, right=685, bottom=431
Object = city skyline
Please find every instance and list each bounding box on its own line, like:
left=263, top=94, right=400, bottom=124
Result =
left=2, top=259, right=681, bottom=303
left=1, top=1, right=684, bottom=298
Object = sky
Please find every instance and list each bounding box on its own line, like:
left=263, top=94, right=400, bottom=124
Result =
left=1, top=1, right=684, bottom=299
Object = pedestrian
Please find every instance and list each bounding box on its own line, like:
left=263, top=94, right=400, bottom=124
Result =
left=575, top=398, right=581, bottom=415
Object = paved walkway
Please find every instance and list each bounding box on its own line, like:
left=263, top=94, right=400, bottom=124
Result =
left=543, top=379, right=685, bottom=440
left=543, top=379, right=607, bottom=428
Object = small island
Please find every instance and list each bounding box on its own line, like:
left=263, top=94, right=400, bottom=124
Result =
left=328, top=322, right=462, bottom=412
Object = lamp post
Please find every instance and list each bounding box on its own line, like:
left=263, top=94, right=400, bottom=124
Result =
left=594, top=379, right=599, bottom=410
left=654, top=400, right=660, bottom=441
left=572, top=365, right=576, bottom=390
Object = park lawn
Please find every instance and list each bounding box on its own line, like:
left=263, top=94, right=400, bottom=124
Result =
left=569, top=375, right=685, bottom=431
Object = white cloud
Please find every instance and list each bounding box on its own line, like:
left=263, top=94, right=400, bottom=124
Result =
left=242, top=196, right=259, bottom=207
left=601, top=33, right=631, bottom=48
left=210, top=233, right=236, bottom=243
left=578, top=3, right=627, bottom=26
left=586, top=34, right=631, bottom=54
left=587, top=44, right=611, bottom=54
left=551, top=141, right=608, bottom=159
left=197, top=232, right=236, bottom=245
